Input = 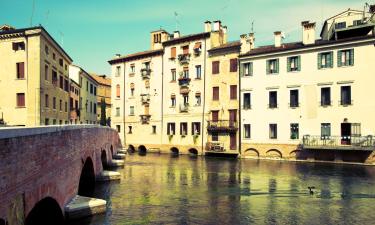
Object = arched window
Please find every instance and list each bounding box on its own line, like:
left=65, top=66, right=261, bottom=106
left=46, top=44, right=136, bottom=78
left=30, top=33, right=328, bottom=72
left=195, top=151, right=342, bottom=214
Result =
left=116, top=84, right=120, bottom=98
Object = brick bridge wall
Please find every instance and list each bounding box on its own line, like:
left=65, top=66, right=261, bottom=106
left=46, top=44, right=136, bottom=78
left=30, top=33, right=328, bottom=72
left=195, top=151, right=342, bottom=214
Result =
left=0, top=125, right=122, bottom=223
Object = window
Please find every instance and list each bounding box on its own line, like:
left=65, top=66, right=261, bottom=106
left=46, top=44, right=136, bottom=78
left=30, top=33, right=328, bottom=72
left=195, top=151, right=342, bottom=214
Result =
left=340, top=86, right=351, bottom=105
left=244, top=124, right=251, bottom=139
left=53, top=97, right=56, bottom=109
left=212, top=133, right=219, bottom=141
left=53, top=119, right=56, bottom=125
left=243, top=93, right=251, bottom=109
left=116, top=107, right=120, bottom=116
left=171, top=69, right=176, bottom=81
left=52, top=71, right=57, bottom=86
left=242, top=62, right=253, bottom=76
left=212, top=87, right=219, bottom=101
left=45, top=65, right=48, bottom=80
left=183, top=67, right=189, bottom=78
left=59, top=58, right=63, bottom=67
left=321, top=123, right=331, bottom=138
left=230, top=85, right=237, bottom=100
left=321, top=87, right=331, bottom=106
left=211, top=110, right=219, bottom=122
left=193, top=42, right=202, bottom=54
left=267, top=59, right=279, bottom=74
left=12, top=42, right=25, bottom=51
left=59, top=99, right=62, bottom=111
left=90, top=84, right=93, bottom=94
left=195, top=93, right=201, bottom=106
left=269, top=124, right=277, bottom=139
left=167, top=123, right=176, bottom=135
left=94, top=87, right=97, bottom=96
left=269, top=91, right=277, bottom=108
left=338, top=49, right=354, bottom=67
left=129, top=106, right=134, bottom=115
left=335, top=22, right=346, bottom=29
left=353, top=19, right=363, bottom=26
left=93, top=103, right=97, bottom=114
left=116, top=125, right=121, bottom=133
left=318, top=52, right=333, bottom=69
left=171, top=95, right=176, bottom=107
left=152, top=125, right=157, bottom=134
left=180, top=122, right=188, bottom=135
left=116, top=66, right=121, bottom=77
left=86, top=81, right=89, bottom=91
left=45, top=118, right=49, bottom=125
left=171, top=47, right=176, bottom=59
left=45, top=94, right=49, bottom=107
left=130, top=64, right=135, bottom=73
left=192, top=122, right=201, bottom=135
left=16, top=62, right=25, bottom=79
left=183, top=94, right=189, bottom=105
left=230, top=58, right=238, bottom=72
left=90, top=101, right=92, bottom=113
left=45, top=45, right=49, bottom=55
left=128, top=126, right=132, bottom=134
left=16, top=93, right=25, bottom=107
left=212, top=61, right=220, bottom=74
left=64, top=80, right=69, bottom=92
left=116, top=84, right=120, bottom=98
left=52, top=52, right=56, bottom=60
left=287, top=56, right=301, bottom=72
left=290, top=89, right=299, bottom=107
left=182, top=45, right=189, bottom=55
left=195, top=65, right=201, bottom=79
left=290, top=123, right=299, bottom=139
left=130, top=88, right=134, bottom=97
left=65, top=101, right=67, bottom=112
left=59, top=75, right=63, bottom=89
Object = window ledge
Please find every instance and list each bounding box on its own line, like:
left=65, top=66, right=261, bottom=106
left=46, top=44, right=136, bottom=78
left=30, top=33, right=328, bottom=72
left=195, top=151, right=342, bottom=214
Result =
left=242, top=75, right=252, bottom=77
left=16, top=78, right=26, bottom=80
left=288, top=70, right=300, bottom=73
left=338, top=65, right=354, bottom=68
left=15, top=106, right=26, bottom=108
left=194, top=78, right=201, bottom=80
left=318, top=67, right=333, bottom=70
left=169, top=106, right=176, bottom=108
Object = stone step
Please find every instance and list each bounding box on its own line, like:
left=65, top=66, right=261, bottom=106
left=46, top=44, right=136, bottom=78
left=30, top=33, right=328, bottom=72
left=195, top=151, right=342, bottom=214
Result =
left=108, top=159, right=125, bottom=168
left=113, top=153, right=126, bottom=159
left=96, top=170, right=121, bottom=181
left=65, top=195, right=106, bottom=220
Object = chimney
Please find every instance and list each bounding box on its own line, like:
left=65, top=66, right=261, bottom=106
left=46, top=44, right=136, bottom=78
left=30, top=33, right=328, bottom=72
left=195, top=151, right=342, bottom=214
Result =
left=240, top=34, right=250, bottom=54
left=248, top=33, right=255, bottom=50
left=204, top=21, right=211, bottom=32
left=302, top=21, right=316, bottom=45
left=174, top=31, right=180, bottom=38
left=274, top=31, right=282, bottom=48
left=0, top=24, right=15, bottom=31
left=213, top=20, right=221, bottom=31
left=222, top=25, right=228, bottom=43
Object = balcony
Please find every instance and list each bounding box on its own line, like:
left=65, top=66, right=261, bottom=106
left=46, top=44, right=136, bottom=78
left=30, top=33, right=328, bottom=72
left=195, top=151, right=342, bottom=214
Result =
left=179, top=103, right=189, bottom=113
left=207, top=120, right=238, bottom=133
left=141, top=94, right=150, bottom=104
left=178, top=77, right=191, bottom=86
left=178, top=54, right=190, bottom=64
left=140, top=114, right=151, bottom=124
left=140, top=68, right=151, bottom=79
left=302, top=135, right=375, bottom=151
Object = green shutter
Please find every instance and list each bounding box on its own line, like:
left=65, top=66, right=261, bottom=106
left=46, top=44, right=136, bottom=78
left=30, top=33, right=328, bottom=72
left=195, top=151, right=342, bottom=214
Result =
left=337, top=50, right=342, bottom=67
left=266, top=60, right=270, bottom=74
left=276, top=59, right=279, bottom=73
left=350, top=48, right=354, bottom=66
left=287, top=57, right=291, bottom=72
left=329, top=51, right=333, bottom=68
left=250, top=62, right=253, bottom=76
left=318, top=53, right=322, bottom=69
left=297, top=56, right=301, bottom=71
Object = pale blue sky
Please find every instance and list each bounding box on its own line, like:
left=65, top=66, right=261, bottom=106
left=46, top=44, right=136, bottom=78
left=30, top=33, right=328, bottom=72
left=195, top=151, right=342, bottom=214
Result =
left=0, top=0, right=366, bottom=75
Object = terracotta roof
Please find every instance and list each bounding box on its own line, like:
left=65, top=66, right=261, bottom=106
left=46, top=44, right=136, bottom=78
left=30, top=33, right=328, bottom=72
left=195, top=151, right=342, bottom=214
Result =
left=240, top=35, right=375, bottom=57
left=90, top=73, right=111, bottom=86
left=208, top=41, right=241, bottom=52
left=162, top=32, right=210, bottom=46
left=108, top=49, right=163, bottom=64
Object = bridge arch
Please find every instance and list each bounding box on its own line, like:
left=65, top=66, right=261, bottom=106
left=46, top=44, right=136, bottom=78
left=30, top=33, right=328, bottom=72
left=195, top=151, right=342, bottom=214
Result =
left=138, top=145, right=147, bottom=153
left=101, top=149, right=108, bottom=169
left=25, top=197, right=64, bottom=225
left=289, top=150, right=301, bottom=159
left=128, top=145, right=135, bottom=153
left=188, top=148, right=198, bottom=155
left=244, top=148, right=260, bottom=158
left=78, top=157, right=95, bottom=196
left=170, top=147, right=179, bottom=154
left=266, top=149, right=283, bottom=159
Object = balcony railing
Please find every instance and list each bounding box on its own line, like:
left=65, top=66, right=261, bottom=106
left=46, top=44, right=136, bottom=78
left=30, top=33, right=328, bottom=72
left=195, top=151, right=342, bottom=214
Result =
left=178, top=77, right=191, bottom=86
left=140, top=68, right=151, bottom=79
left=206, top=142, right=225, bottom=152
left=207, top=120, right=238, bottom=133
left=178, top=54, right=190, bottom=64
left=302, top=135, right=375, bottom=151
left=140, top=114, right=151, bottom=124
left=179, top=103, right=189, bottom=112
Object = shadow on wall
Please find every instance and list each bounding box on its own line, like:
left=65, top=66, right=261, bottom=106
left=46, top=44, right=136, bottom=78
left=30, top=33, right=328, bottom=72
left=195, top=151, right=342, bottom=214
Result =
left=25, top=197, right=64, bottom=225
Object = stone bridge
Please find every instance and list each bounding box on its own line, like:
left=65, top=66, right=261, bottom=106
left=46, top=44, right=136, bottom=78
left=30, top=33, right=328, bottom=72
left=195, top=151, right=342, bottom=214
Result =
left=0, top=125, right=123, bottom=225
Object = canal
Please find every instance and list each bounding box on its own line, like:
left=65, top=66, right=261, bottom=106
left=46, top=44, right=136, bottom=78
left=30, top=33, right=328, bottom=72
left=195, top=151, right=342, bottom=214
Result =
left=68, top=154, right=375, bottom=225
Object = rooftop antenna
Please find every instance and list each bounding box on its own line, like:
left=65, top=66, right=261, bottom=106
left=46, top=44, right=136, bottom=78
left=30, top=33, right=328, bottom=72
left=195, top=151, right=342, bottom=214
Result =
left=174, top=11, right=179, bottom=31
left=30, top=0, right=36, bottom=26
left=251, top=20, right=254, bottom=33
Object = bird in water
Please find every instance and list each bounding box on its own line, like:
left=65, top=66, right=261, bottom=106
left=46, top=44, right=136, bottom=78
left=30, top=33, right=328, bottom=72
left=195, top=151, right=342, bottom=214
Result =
left=308, top=186, right=316, bottom=195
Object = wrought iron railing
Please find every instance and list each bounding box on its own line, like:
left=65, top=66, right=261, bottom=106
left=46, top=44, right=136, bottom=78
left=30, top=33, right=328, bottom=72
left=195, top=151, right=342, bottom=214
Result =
left=178, top=54, right=190, bottom=64
left=178, top=77, right=191, bottom=86
left=302, top=135, right=375, bottom=150
left=179, top=103, right=189, bottom=112
left=207, top=120, right=238, bottom=133
left=140, top=68, right=151, bottom=79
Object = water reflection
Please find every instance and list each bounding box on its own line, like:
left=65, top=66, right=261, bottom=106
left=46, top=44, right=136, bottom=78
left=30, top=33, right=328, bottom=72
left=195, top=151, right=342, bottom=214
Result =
left=67, top=154, right=375, bottom=225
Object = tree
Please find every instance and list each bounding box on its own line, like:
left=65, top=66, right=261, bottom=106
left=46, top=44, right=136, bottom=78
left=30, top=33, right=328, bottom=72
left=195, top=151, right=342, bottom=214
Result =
left=100, top=98, right=107, bottom=126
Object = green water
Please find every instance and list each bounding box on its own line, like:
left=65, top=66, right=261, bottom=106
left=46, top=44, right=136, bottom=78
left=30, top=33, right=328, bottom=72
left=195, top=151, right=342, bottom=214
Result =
left=70, top=153, right=375, bottom=225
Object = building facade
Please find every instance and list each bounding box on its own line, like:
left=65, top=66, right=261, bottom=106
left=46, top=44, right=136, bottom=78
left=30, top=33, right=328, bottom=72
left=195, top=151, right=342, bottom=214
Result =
left=69, top=79, right=80, bottom=124
left=0, top=25, right=73, bottom=126
left=69, top=65, right=98, bottom=124
left=91, top=73, right=111, bottom=125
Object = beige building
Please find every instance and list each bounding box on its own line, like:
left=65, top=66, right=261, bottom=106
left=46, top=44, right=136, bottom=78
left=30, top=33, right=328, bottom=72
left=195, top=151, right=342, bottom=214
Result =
left=91, top=73, right=111, bottom=125
left=205, top=41, right=241, bottom=156
left=69, top=79, right=80, bottom=124
left=0, top=25, right=73, bottom=126
left=239, top=8, right=375, bottom=161
left=69, top=65, right=98, bottom=124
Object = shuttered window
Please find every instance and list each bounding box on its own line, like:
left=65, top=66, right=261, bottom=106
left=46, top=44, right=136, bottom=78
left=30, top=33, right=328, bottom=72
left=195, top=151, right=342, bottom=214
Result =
left=230, top=85, right=237, bottom=100
left=318, top=51, right=333, bottom=69
left=212, top=61, right=220, bottom=74
left=266, top=59, right=279, bottom=74
left=337, top=49, right=354, bottom=67
left=116, top=84, right=120, bottom=98
left=211, top=111, right=219, bottom=121
left=212, top=87, right=219, bottom=100
left=171, top=47, right=176, bottom=58
left=242, top=62, right=253, bottom=76
left=287, top=56, right=301, bottom=72
left=16, top=93, right=25, bottom=107
left=229, top=58, right=238, bottom=72
left=16, top=62, right=25, bottom=79
left=182, top=46, right=189, bottom=55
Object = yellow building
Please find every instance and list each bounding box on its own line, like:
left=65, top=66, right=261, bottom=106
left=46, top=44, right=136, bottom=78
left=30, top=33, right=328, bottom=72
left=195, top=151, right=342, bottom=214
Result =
left=69, top=79, right=80, bottom=124
left=206, top=41, right=241, bottom=156
left=90, top=73, right=111, bottom=125
left=0, top=25, right=73, bottom=126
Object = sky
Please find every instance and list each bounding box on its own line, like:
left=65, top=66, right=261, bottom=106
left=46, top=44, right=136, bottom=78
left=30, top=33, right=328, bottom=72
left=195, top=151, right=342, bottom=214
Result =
left=0, top=0, right=367, bottom=75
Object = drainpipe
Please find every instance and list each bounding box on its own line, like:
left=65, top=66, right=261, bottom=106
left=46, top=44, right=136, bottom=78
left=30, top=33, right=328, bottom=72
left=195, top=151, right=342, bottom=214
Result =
left=123, top=61, right=126, bottom=147
left=161, top=52, right=164, bottom=149
left=238, top=54, right=242, bottom=156
left=201, top=38, right=207, bottom=155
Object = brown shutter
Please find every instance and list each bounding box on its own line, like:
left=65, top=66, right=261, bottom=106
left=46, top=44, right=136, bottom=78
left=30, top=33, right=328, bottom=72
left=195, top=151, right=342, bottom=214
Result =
left=213, top=87, right=219, bottom=100
left=171, top=47, right=176, bottom=58
left=230, top=58, right=238, bottom=72
left=116, top=84, right=120, bottom=98
left=212, top=111, right=219, bottom=121
left=230, top=85, right=237, bottom=99
left=17, top=62, right=25, bottom=79
left=17, top=93, right=25, bottom=107
left=212, top=61, right=219, bottom=74
left=183, top=46, right=189, bottom=55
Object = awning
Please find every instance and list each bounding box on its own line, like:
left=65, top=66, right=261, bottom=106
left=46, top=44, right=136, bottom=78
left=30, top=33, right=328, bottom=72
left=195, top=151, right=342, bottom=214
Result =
left=195, top=91, right=201, bottom=96
left=180, top=87, right=190, bottom=95
left=194, top=42, right=202, bottom=49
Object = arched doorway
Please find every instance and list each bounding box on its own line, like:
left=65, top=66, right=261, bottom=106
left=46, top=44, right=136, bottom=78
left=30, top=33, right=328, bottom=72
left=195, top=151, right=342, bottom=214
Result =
left=101, top=150, right=108, bottom=170
left=78, top=157, right=95, bottom=196
left=170, top=147, right=179, bottom=155
left=138, top=145, right=147, bottom=153
left=25, top=197, right=64, bottom=225
left=128, top=145, right=135, bottom=153
left=188, top=148, right=198, bottom=155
